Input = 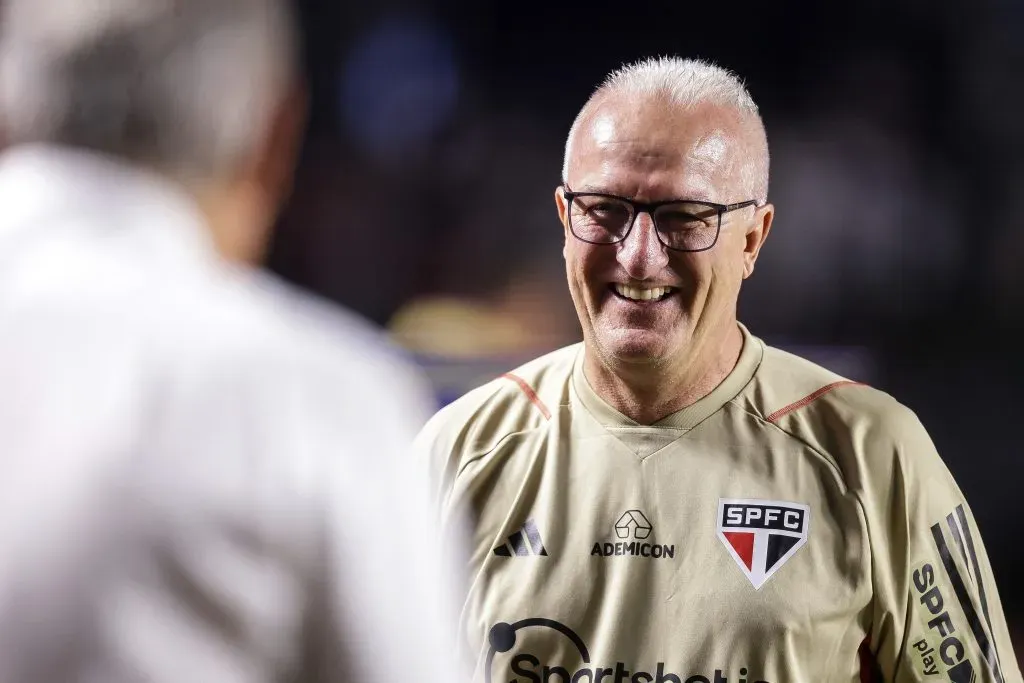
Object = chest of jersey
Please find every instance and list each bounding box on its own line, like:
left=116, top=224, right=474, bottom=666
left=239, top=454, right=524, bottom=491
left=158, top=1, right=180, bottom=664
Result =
left=454, top=404, right=871, bottom=683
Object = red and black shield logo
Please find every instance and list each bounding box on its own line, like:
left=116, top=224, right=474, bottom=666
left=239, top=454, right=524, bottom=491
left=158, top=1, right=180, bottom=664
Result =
left=716, top=498, right=810, bottom=589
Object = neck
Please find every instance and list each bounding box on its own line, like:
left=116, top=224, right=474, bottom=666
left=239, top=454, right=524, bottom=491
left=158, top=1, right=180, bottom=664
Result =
left=192, top=178, right=270, bottom=265
left=584, top=321, right=744, bottom=425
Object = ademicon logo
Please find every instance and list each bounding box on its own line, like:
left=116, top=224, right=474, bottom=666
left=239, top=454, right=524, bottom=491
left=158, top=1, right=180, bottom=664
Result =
left=485, top=619, right=770, bottom=683
left=591, top=510, right=675, bottom=559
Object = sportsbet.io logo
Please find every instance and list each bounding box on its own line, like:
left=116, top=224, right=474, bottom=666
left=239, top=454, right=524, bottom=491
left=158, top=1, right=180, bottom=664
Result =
left=486, top=619, right=771, bottom=683
left=591, top=510, right=676, bottom=559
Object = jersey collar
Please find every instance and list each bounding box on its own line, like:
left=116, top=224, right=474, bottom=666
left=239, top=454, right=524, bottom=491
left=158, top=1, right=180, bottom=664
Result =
left=572, top=322, right=764, bottom=431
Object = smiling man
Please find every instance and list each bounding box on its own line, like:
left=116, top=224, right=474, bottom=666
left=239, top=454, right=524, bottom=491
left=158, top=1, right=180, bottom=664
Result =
left=417, top=57, right=1020, bottom=683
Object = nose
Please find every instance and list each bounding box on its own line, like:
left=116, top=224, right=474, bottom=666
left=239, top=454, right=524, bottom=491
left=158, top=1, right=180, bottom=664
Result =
left=616, top=211, right=670, bottom=280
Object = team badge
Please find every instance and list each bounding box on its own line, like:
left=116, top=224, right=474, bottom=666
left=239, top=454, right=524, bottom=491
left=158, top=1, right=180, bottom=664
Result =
left=716, top=498, right=810, bottom=589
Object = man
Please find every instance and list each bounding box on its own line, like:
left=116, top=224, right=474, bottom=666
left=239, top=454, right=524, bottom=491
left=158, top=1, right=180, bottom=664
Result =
left=417, top=56, right=1021, bottom=683
left=0, top=1, right=460, bottom=681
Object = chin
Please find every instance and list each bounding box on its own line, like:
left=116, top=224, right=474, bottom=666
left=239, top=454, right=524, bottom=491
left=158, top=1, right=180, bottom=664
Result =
left=601, top=330, right=678, bottom=367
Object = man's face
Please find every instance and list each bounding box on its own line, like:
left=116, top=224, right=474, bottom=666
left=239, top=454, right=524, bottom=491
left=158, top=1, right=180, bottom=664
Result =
left=556, top=98, right=773, bottom=369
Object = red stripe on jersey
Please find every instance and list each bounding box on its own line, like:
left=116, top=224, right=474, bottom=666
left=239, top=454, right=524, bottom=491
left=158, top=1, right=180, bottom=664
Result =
left=501, top=373, right=552, bottom=420
left=766, top=380, right=864, bottom=424
left=858, top=637, right=882, bottom=683
left=722, top=531, right=755, bottom=570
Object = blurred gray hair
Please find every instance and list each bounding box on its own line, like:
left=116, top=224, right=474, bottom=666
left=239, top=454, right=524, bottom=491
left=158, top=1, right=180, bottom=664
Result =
left=0, top=0, right=298, bottom=181
left=562, top=56, right=770, bottom=203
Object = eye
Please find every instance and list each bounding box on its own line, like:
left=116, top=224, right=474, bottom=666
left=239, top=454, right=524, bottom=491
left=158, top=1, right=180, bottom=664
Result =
left=658, top=211, right=707, bottom=230
left=656, top=204, right=716, bottom=231
left=587, top=202, right=625, bottom=217
left=572, top=197, right=630, bottom=225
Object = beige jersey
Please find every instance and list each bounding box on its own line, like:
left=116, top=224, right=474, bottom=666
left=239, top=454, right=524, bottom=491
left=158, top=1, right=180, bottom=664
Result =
left=416, top=323, right=1021, bottom=683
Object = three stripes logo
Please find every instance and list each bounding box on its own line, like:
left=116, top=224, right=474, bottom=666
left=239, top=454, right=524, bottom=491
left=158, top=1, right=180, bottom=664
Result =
left=915, top=503, right=1005, bottom=683
left=493, top=519, right=548, bottom=557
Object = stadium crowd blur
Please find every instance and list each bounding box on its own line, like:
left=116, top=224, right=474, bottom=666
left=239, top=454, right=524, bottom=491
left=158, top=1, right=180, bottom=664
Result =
left=273, top=0, right=1024, bottom=659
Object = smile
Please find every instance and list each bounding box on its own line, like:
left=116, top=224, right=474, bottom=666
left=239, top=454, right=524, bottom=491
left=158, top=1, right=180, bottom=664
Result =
left=610, top=284, right=677, bottom=302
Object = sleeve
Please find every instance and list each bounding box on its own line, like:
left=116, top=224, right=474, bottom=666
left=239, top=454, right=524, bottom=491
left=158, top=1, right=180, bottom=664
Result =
left=412, top=381, right=507, bottom=560
left=413, top=403, right=467, bottom=529
left=302, top=358, right=471, bottom=683
left=864, top=408, right=1021, bottom=683
left=411, top=395, right=486, bottom=676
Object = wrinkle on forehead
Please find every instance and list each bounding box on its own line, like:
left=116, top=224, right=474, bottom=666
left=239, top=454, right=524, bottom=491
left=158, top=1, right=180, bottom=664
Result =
left=574, top=109, right=689, bottom=170
left=691, top=131, right=729, bottom=166
left=569, top=102, right=744, bottom=200
left=591, top=112, right=618, bottom=147
left=686, top=129, right=739, bottom=191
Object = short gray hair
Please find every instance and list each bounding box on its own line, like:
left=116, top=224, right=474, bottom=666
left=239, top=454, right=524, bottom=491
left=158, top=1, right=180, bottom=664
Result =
left=563, top=56, right=770, bottom=202
left=0, top=0, right=298, bottom=181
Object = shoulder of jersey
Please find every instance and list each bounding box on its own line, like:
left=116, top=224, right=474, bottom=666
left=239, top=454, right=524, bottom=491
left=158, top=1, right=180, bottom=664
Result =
left=417, top=343, right=581, bottom=458
left=735, top=339, right=938, bottom=483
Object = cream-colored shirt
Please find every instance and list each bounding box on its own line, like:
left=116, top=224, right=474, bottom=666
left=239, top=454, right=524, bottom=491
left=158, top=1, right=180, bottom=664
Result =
left=417, top=324, right=1020, bottom=683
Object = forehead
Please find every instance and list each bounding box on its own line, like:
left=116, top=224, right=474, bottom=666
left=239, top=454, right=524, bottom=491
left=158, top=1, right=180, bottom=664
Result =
left=568, top=98, right=744, bottom=202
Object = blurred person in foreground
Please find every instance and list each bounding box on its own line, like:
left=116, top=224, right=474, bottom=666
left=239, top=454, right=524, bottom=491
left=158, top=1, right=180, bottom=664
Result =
left=416, top=56, right=1021, bottom=683
left=0, top=1, right=461, bottom=681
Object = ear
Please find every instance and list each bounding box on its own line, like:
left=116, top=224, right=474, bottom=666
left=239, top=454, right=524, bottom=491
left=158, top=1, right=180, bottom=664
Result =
left=215, top=82, right=307, bottom=265
left=252, top=81, right=309, bottom=211
left=555, top=185, right=570, bottom=259
left=555, top=185, right=570, bottom=227
left=742, top=203, right=774, bottom=279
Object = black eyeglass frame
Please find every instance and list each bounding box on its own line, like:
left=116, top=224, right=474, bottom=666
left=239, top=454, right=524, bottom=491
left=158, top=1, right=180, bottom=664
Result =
left=561, top=185, right=761, bottom=253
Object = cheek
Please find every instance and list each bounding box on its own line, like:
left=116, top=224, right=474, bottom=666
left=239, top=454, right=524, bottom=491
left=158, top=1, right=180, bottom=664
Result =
left=701, top=248, right=747, bottom=302
left=672, top=252, right=711, bottom=288
left=564, top=244, right=614, bottom=319
left=563, top=244, right=588, bottom=304
left=566, top=243, right=602, bottom=285
left=720, top=247, right=749, bottom=282
left=674, top=252, right=737, bottom=306
left=699, top=233, right=748, bottom=279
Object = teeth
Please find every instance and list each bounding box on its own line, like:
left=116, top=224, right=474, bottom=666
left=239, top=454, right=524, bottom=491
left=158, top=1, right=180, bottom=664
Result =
left=613, top=284, right=673, bottom=301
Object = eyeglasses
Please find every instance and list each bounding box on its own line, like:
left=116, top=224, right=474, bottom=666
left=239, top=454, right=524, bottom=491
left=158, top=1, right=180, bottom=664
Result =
left=562, top=185, right=760, bottom=252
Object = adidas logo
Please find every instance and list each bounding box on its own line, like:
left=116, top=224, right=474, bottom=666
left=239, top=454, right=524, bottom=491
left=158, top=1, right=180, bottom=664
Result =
left=493, top=519, right=548, bottom=557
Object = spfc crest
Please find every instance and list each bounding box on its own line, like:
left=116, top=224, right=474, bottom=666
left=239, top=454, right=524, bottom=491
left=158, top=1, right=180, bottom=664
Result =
left=716, top=498, right=810, bottom=589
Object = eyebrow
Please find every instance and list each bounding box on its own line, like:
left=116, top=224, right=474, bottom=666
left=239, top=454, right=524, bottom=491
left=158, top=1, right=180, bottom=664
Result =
left=572, top=183, right=615, bottom=194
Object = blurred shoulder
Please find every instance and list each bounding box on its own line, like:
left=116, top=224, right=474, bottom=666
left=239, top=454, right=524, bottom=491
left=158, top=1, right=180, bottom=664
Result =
left=159, top=267, right=433, bottom=428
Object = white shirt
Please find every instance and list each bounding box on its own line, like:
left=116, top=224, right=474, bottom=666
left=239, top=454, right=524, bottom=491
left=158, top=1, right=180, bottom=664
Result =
left=0, top=145, right=462, bottom=683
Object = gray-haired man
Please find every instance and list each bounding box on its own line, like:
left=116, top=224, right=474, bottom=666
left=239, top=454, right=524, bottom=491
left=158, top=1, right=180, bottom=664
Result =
left=417, top=56, right=1019, bottom=683
left=0, top=1, right=462, bottom=681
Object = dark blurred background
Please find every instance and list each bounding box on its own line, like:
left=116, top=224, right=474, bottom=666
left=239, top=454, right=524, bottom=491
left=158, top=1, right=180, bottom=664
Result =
left=272, top=0, right=1023, bottom=656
